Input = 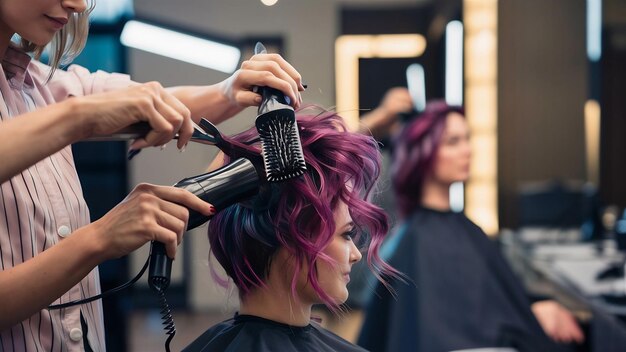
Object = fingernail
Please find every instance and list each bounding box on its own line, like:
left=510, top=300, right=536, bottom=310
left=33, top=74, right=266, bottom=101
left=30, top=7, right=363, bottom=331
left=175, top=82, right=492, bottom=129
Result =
left=160, top=144, right=167, bottom=151
left=254, top=95, right=262, bottom=104
left=179, top=143, right=187, bottom=153
left=302, top=83, right=308, bottom=89
left=127, top=148, right=141, bottom=161
left=209, top=206, right=216, bottom=214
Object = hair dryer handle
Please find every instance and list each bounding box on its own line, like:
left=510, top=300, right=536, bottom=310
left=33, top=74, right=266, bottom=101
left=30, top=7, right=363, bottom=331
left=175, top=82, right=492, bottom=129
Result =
left=148, top=241, right=172, bottom=292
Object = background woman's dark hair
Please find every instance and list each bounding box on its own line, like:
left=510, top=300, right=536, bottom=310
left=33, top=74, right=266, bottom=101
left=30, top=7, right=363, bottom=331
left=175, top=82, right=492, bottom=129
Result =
left=207, top=107, right=395, bottom=309
left=391, top=100, right=464, bottom=218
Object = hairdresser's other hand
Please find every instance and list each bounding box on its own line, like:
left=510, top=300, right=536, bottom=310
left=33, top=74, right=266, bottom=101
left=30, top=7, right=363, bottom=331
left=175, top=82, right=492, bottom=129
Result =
left=379, top=87, right=414, bottom=117
left=531, top=300, right=585, bottom=344
left=76, top=82, right=193, bottom=150
left=218, top=52, right=305, bottom=111
left=359, top=87, right=413, bottom=139
left=88, top=183, right=215, bottom=260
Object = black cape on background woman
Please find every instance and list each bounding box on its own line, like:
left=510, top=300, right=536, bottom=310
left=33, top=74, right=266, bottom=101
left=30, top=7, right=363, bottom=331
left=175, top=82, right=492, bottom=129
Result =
left=183, top=314, right=366, bottom=352
left=358, top=207, right=585, bottom=352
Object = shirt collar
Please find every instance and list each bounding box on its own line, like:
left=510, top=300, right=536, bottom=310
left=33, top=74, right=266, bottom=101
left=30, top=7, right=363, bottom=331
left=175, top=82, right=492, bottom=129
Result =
left=2, top=45, right=33, bottom=89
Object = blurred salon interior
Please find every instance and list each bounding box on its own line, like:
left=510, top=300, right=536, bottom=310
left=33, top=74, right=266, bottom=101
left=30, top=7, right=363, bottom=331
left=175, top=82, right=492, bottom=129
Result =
left=69, top=0, right=626, bottom=351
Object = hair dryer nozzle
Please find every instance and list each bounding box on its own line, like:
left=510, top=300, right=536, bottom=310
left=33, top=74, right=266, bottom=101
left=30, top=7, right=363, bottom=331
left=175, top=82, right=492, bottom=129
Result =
left=174, top=158, right=261, bottom=230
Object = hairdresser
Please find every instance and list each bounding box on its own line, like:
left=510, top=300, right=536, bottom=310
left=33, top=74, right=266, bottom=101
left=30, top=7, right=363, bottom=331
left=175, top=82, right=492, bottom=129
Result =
left=0, top=1, right=304, bottom=351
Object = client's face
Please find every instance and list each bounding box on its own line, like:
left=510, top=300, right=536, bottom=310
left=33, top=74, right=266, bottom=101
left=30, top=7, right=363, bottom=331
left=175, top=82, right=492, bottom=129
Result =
left=301, top=201, right=362, bottom=304
left=432, top=112, right=471, bottom=185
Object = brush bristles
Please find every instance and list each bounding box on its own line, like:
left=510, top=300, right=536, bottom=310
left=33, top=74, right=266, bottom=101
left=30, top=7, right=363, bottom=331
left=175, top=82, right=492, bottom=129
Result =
left=256, top=110, right=307, bottom=182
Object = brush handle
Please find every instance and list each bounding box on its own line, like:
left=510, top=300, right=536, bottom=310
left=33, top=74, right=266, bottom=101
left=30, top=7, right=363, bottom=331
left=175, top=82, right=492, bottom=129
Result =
left=251, top=42, right=293, bottom=110
left=254, top=42, right=267, bottom=55
left=258, top=87, right=292, bottom=114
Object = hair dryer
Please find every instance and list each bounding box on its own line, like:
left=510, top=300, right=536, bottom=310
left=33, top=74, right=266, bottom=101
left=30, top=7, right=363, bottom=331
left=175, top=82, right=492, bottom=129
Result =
left=148, top=158, right=260, bottom=292
left=147, top=71, right=306, bottom=351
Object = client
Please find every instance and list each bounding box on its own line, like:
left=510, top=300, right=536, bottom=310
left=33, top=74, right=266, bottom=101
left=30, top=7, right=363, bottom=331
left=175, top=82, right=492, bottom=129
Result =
left=184, top=107, right=396, bottom=351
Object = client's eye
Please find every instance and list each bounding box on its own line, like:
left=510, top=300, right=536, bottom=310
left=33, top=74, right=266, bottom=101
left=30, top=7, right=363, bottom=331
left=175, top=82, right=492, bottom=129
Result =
left=342, top=228, right=357, bottom=241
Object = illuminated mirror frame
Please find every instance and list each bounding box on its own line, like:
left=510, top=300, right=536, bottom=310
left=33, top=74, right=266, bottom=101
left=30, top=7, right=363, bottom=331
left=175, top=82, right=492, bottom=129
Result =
left=335, top=34, right=427, bottom=131
left=464, top=0, right=498, bottom=234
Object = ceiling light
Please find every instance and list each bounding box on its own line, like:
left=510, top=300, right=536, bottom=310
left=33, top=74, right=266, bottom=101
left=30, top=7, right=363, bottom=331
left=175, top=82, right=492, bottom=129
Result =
left=120, top=20, right=241, bottom=73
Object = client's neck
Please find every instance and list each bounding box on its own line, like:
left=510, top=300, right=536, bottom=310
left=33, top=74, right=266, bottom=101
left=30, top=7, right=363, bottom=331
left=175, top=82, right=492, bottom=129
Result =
left=421, top=177, right=451, bottom=211
left=239, top=260, right=312, bottom=327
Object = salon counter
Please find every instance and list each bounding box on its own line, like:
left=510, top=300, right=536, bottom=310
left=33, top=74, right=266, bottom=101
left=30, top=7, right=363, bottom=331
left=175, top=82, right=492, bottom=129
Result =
left=500, top=228, right=626, bottom=320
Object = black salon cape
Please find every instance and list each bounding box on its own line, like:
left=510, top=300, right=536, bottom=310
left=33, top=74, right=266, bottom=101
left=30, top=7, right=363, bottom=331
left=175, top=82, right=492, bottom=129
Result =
left=183, top=314, right=366, bottom=352
left=357, top=207, right=574, bottom=352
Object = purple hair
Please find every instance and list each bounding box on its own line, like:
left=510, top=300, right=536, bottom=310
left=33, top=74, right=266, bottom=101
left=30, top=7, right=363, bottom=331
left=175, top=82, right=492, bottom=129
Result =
left=207, top=106, right=395, bottom=309
left=391, top=100, right=464, bottom=218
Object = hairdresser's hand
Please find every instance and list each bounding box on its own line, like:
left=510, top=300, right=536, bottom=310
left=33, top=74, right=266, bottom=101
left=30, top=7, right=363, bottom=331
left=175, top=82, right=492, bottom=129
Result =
left=75, top=82, right=193, bottom=150
left=532, top=300, right=585, bottom=344
left=89, top=183, right=215, bottom=260
left=379, top=87, right=414, bottom=117
left=218, top=53, right=305, bottom=111
left=359, top=87, right=413, bottom=139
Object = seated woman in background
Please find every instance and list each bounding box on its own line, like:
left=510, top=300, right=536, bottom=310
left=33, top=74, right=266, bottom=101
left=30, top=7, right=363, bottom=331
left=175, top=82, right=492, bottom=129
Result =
left=183, top=108, right=396, bottom=351
left=358, top=100, right=586, bottom=352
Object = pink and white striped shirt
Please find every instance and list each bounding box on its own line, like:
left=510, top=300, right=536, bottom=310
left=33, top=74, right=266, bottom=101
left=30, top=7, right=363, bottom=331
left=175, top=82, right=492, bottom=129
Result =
left=0, top=45, right=132, bottom=352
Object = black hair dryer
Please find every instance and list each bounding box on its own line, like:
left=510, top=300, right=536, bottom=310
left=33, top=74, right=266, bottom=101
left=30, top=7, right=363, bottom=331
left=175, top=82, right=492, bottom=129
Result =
left=147, top=158, right=263, bottom=351
left=148, top=158, right=261, bottom=293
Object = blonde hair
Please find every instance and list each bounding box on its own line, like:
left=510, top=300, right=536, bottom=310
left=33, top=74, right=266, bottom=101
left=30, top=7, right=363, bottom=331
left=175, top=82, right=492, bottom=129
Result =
left=20, top=1, right=95, bottom=78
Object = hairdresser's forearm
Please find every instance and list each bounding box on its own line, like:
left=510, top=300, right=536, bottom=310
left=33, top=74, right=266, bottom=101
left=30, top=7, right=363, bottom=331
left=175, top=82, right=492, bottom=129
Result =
left=168, top=84, right=243, bottom=125
left=0, top=226, right=104, bottom=330
left=0, top=100, right=86, bottom=183
left=359, top=107, right=400, bottom=140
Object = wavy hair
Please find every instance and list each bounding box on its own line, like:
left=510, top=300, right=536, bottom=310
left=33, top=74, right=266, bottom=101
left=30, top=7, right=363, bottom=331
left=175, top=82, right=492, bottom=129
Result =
left=19, top=0, right=95, bottom=79
left=391, top=100, right=464, bottom=218
left=208, top=106, right=395, bottom=309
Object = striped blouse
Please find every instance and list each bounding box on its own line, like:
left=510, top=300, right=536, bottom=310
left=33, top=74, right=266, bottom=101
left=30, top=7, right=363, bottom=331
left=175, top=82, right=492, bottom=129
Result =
left=0, top=45, right=132, bottom=352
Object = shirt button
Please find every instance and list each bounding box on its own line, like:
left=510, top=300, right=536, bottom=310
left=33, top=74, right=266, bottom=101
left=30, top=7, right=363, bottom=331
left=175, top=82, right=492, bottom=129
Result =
left=69, top=328, right=83, bottom=342
left=57, top=225, right=71, bottom=237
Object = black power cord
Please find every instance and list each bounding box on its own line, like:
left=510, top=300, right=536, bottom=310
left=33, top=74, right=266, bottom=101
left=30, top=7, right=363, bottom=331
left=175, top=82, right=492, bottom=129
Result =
left=48, top=256, right=150, bottom=310
left=153, top=283, right=176, bottom=352
left=48, top=242, right=177, bottom=352
left=148, top=241, right=176, bottom=352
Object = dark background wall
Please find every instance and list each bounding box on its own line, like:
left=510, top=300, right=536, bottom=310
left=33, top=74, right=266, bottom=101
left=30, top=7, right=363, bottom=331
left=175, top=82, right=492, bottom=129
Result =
left=498, top=0, right=588, bottom=229
left=601, top=0, right=626, bottom=209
